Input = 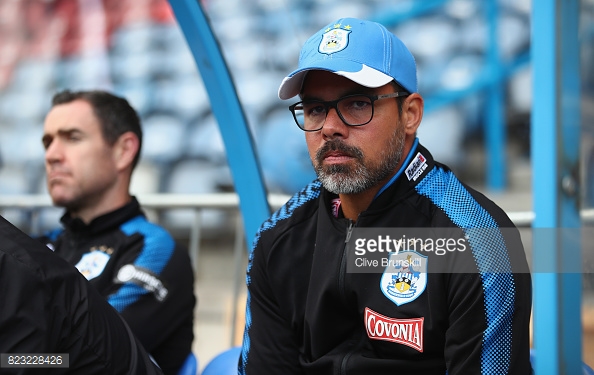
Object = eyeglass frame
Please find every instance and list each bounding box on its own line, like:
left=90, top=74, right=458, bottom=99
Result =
left=288, top=91, right=410, bottom=132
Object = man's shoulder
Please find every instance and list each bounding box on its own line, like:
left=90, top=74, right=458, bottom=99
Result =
left=416, top=164, right=514, bottom=227
left=121, top=215, right=174, bottom=241
left=261, top=181, right=321, bottom=233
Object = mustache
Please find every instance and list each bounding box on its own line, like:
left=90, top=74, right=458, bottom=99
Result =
left=315, top=140, right=364, bottom=164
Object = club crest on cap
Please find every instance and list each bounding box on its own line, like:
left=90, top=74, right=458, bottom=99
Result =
left=318, top=24, right=351, bottom=55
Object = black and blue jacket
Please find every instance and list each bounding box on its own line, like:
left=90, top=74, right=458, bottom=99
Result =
left=240, top=142, right=532, bottom=375
left=39, top=197, right=195, bottom=375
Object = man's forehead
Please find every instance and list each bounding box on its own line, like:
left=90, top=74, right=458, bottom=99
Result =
left=44, top=101, right=99, bottom=132
left=301, top=70, right=384, bottom=98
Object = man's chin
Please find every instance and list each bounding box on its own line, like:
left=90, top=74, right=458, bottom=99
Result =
left=318, top=163, right=353, bottom=175
left=49, top=193, right=73, bottom=208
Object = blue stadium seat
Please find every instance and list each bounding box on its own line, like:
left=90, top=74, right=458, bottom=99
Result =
left=176, top=352, right=198, bottom=375
left=162, top=160, right=232, bottom=235
left=185, top=115, right=226, bottom=163
left=201, top=346, right=241, bottom=375
left=141, top=114, right=186, bottom=164
left=258, top=107, right=317, bottom=194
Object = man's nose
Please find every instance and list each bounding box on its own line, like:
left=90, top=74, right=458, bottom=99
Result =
left=44, top=141, right=62, bottom=163
left=320, top=107, right=349, bottom=140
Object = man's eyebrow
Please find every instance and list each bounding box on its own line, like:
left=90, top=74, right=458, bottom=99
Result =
left=56, top=128, right=84, bottom=136
left=42, top=128, right=84, bottom=144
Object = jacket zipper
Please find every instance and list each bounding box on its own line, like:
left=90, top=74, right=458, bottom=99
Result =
left=339, top=220, right=354, bottom=302
left=338, top=220, right=355, bottom=374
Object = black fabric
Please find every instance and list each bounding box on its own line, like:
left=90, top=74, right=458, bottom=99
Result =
left=0, top=215, right=164, bottom=374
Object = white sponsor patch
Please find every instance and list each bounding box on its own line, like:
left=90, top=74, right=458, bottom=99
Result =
left=405, top=152, right=428, bottom=181
left=364, top=307, right=424, bottom=352
left=116, top=264, right=169, bottom=302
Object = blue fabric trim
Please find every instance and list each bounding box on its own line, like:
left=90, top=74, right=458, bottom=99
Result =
left=44, top=228, right=63, bottom=241
left=107, top=215, right=175, bottom=312
left=373, top=137, right=419, bottom=200
left=415, top=167, right=515, bottom=375
left=241, top=180, right=321, bottom=374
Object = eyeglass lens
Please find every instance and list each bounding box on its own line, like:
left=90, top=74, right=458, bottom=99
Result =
left=293, top=95, right=374, bottom=130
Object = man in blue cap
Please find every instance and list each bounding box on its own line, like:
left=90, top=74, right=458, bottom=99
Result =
left=239, top=18, right=532, bottom=374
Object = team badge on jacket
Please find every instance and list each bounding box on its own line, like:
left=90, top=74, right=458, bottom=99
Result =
left=75, top=250, right=110, bottom=280
left=380, top=250, right=427, bottom=306
left=319, top=24, right=351, bottom=54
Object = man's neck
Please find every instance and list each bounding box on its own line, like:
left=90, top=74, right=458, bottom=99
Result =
left=337, top=154, right=411, bottom=221
left=338, top=186, right=380, bottom=222
left=69, top=194, right=132, bottom=225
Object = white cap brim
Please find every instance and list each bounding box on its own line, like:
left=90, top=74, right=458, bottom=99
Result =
left=278, top=64, right=394, bottom=100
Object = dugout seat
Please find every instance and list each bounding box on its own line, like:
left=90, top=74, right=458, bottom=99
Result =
left=201, top=346, right=241, bottom=375
left=177, top=352, right=198, bottom=375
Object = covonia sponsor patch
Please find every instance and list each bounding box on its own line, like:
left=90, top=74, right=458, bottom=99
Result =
left=405, top=152, right=428, bottom=181
left=364, top=307, right=424, bottom=352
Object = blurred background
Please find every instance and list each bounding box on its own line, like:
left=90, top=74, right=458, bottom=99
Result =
left=0, top=0, right=538, bottom=228
left=0, top=0, right=593, bottom=371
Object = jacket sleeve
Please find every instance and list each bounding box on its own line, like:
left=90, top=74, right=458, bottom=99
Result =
left=111, top=240, right=196, bottom=375
left=443, top=226, right=532, bottom=375
left=239, top=238, right=302, bottom=375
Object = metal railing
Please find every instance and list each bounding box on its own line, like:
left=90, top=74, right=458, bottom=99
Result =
left=1, top=193, right=592, bottom=265
left=0, top=193, right=291, bottom=269
left=1, top=193, right=592, bottom=346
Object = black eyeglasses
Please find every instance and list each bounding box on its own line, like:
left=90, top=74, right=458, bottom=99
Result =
left=288, top=92, right=409, bottom=132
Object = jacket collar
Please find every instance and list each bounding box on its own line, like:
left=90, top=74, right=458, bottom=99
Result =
left=60, top=196, right=144, bottom=235
left=371, top=141, right=435, bottom=208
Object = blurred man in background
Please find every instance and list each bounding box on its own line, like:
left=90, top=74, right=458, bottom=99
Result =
left=38, top=90, right=195, bottom=375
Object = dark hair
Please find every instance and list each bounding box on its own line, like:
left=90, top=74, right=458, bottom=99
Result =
left=51, top=89, right=143, bottom=169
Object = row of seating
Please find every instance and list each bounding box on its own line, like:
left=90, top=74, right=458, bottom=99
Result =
left=0, top=0, right=534, bottom=202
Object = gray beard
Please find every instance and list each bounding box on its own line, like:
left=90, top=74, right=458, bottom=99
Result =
left=313, top=126, right=406, bottom=195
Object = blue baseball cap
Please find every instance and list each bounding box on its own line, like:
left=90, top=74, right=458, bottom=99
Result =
left=278, top=18, right=418, bottom=100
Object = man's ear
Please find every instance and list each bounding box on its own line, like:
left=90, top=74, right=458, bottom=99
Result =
left=402, top=93, right=424, bottom=135
left=113, top=132, right=139, bottom=172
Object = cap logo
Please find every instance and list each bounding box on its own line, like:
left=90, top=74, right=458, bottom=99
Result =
left=319, top=24, right=352, bottom=55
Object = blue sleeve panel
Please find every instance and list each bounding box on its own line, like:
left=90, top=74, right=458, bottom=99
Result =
left=415, top=166, right=515, bottom=375
left=107, top=215, right=175, bottom=312
left=43, top=228, right=64, bottom=242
